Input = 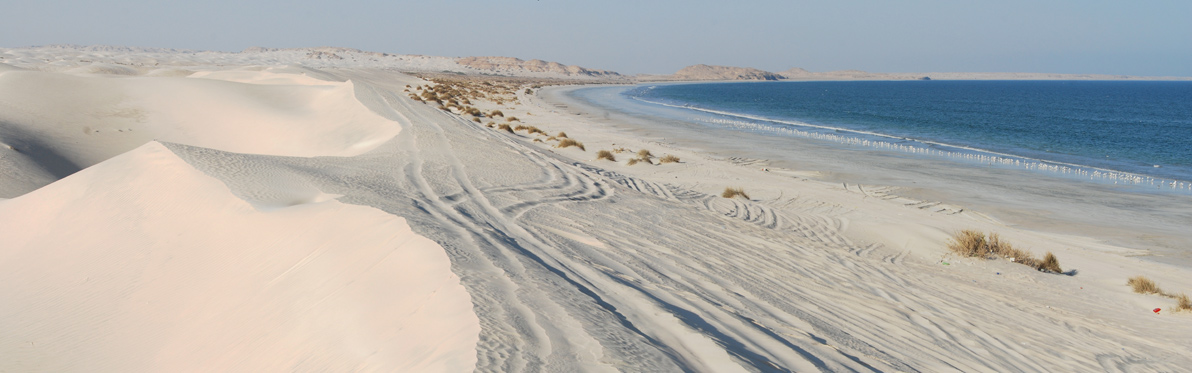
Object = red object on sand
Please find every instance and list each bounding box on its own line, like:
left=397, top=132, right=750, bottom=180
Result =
left=1153, top=308, right=1161, bottom=314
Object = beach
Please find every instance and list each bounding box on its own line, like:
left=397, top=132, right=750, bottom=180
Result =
left=2, top=46, right=1191, bottom=371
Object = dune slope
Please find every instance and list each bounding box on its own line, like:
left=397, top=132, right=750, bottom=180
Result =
left=0, top=142, right=478, bottom=372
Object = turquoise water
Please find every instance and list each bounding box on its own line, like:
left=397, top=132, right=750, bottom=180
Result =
left=626, top=81, right=1192, bottom=192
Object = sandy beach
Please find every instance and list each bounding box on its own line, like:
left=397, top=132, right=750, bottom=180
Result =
left=2, top=46, right=1191, bottom=371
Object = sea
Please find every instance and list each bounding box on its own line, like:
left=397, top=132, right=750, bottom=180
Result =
left=624, top=81, right=1192, bottom=193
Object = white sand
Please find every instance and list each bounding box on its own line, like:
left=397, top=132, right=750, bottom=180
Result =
left=1, top=46, right=1190, bottom=371
left=0, top=142, right=477, bottom=371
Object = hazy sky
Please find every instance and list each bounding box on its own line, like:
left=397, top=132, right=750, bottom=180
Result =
left=4, top=0, right=1190, bottom=76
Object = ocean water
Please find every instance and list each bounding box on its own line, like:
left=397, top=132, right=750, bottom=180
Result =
left=627, top=81, right=1192, bottom=192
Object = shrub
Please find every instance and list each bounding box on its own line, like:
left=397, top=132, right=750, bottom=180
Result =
left=525, top=88, right=533, bottom=94
left=1128, top=276, right=1161, bottom=294
left=637, top=149, right=653, bottom=159
left=557, top=138, right=585, bottom=151
left=722, top=187, right=749, bottom=199
left=596, top=150, right=616, bottom=161
left=660, top=154, right=681, bottom=163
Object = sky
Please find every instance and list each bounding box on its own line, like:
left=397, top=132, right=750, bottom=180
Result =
left=3, top=0, right=1190, bottom=76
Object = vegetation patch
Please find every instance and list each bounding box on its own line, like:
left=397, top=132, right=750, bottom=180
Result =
left=1128, top=275, right=1192, bottom=312
left=722, top=187, right=749, bottom=199
left=946, top=230, right=1063, bottom=273
left=557, top=138, right=585, bottom=151
left=596, top=150, right=616, bottom=161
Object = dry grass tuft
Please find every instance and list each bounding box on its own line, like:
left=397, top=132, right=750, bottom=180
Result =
left=557, top=132, right=568, bottom=138
left=1128, top=276, right=1161, bottom=294
left=596, top=150, right=616, bottom=161
left=557, top=138, right=585, bottom=151
left=722, top=187, right=749, bottom=199
left=1126, top=276, right=1192, bottom=312
left=1176, top=293, right=1192, bottom=312
left=947, top=230, right=1062, bottom=273
left=659, top=154, right=681, bottom=164
left=546, top=136, right=557, bottom=141
left=612, top=147, right=630, bottom=154
left=514, top=125, right=528, bottom=131
left=507, top=116, right=520, bottom=122
left=627, top=158, right=641, bottom=166
left=526, top=126, right=546, bottom=135
left=947, top=230, right=987, bottom=257
left=498, top=124, right=514, bottom=133
left=1037, top=252, right=1062, bottom=273
left=637, top=149, right=653, bottom=159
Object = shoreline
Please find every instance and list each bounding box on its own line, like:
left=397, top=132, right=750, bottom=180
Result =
left=538, top=83, right=1192, bottom=268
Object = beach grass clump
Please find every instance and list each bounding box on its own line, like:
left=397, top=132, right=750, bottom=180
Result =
left=947, top=230, right=1063, bottom=273
left=1177, top=293, right=1192, bottom=312
left=514, top=125, right=528, bottom=132
left=473, top=117, right=481, bottom=123
left=628, top=156, right=652, bottom=165
left=490, top=110, right=504, bottom=117
left=557, top=138, right=585, bottom=151
left=498, top=124, right=514, bottom=133
left=596, top=150, right=616, bottom=161
left=557, top=132, right=568, bottom=138
left=948, top=230, right=987, bottom=257
left=1037, top=252, right=1063, bottom=274
left=722, top=187, right=749, bottom=199
left=612, top=147, right=630, bottom=154
left=660, top=154, right=681, bottom=164
left=1128, top=276, right=1161, bottom=294
left=1127, top=276, right=1192, bottom=312
left=637, top=149, right=653, bottom=159
left=507, top=116, right=520, bottom=122
left=526, top=126, right=546, bottom=135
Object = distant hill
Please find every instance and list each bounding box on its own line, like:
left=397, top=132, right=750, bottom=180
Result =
left=455, top=56, right=624, bottom=79
left=640, top=64, right=783, bottom=81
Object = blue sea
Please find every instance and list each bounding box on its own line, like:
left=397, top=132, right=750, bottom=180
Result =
left=625, top=81, right=1192, bottom=192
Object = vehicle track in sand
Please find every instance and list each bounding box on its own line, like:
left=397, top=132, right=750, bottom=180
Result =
left=165, top=70, right=1189, bottom=372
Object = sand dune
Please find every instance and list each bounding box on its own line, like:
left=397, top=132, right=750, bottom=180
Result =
left=0, top=142, right=478, bottom=371
left=0, top=67, right=399, bottom=196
